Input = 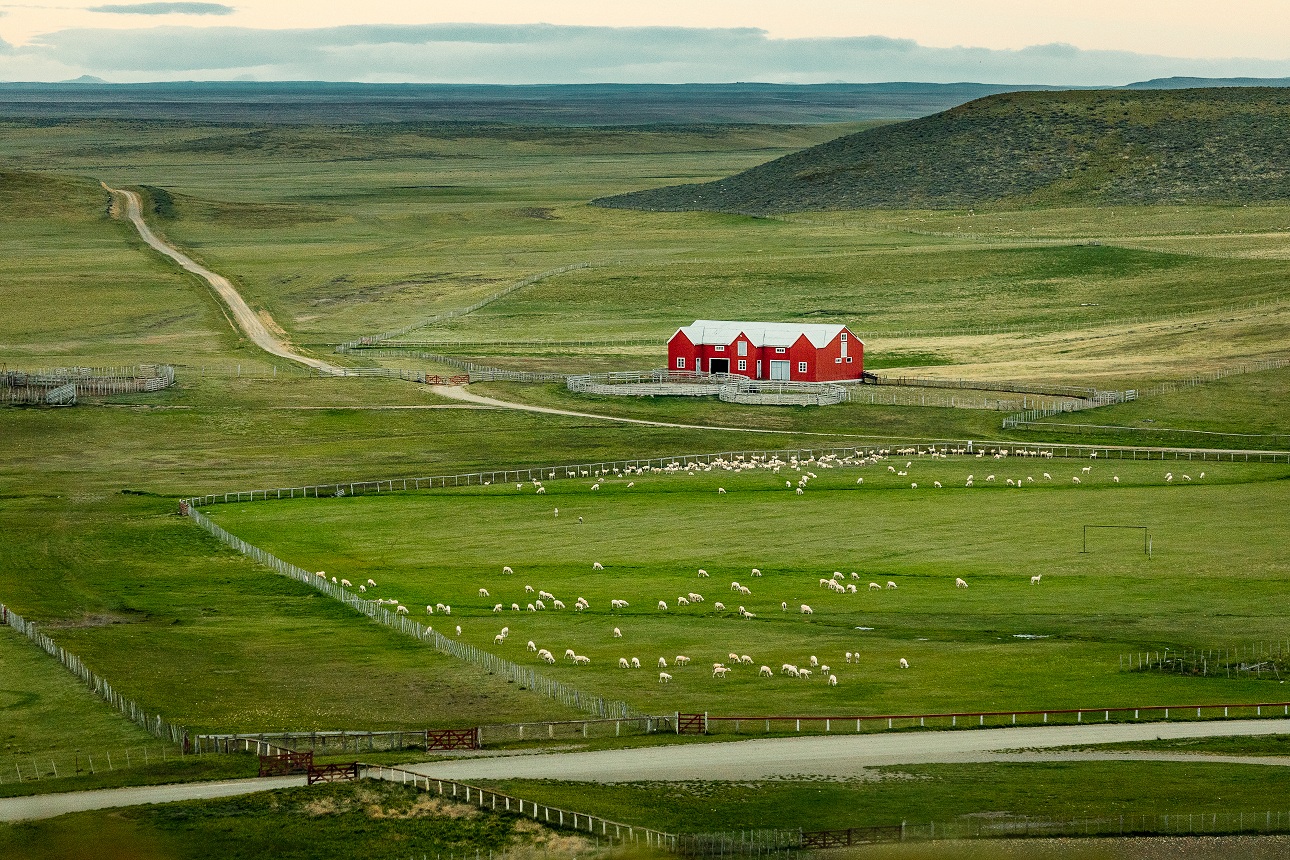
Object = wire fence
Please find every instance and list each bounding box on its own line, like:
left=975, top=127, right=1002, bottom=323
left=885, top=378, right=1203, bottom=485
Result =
left=0, top=743, right=186, bottom=786
left=1123, top=641, right=1290, bottom=682
left=195, top=730, right=438, bottom=755
left=183, top=506, right=640, bottom=721
left=336, top=263, right=591, bottom=353
left=0, top=604, right=188, bottom=745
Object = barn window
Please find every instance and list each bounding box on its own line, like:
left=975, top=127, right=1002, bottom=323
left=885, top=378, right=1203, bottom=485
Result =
left=737, top=341, right=747, bottom=356
left=798, top=361, right=808, bottom=373
left=738, top=359, right=747, bottom=371
left=775, top=347, right=786, bottom=354
left=835, top=358, right=842, bottom=364
left=676, top=357, right=685, bottom=369
left=841, top=332, right=848, bottom=342
left=846, top=357, right=853, bottom=363
left=714, top=345, right=725, bottom=352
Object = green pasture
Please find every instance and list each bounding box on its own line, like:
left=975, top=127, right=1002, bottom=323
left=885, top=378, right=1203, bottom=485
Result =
left=212, top=455, right=1290, bottom=718
left=488, top=760, right=1290, bottom=833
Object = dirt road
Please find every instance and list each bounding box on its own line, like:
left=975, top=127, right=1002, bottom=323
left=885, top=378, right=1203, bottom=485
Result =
left=104, top=184, right=343, bottom=375
left=0, top=774, right=303, bottom=823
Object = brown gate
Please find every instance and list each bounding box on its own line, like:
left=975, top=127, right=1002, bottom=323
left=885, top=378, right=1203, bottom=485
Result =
left=259, top=750, right=313, bottom=777
left=676, top=713, right=707, bottom=735
left=307, top=762, right=360, bottom=785
left=426, top=728, right=480, bottom=751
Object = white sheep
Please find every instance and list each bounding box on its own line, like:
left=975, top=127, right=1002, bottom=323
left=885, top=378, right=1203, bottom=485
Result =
left=426, top=605, right=434, bottom=615
left=535, top=600, right=546, bottom=610
left=359, top=585, right=366, bottom=593
left=718, top=488, right=726, bottom=494
left=511, top=603, right=521, bottom=611
left=631, top=657, right=641, bottom=669
left=455, top=625, right=461, bottom=636
left=740, top=655, right=753, bottom=665
left=1113, top=476, right=1120, bottom=483
left=565, top=648, right=576, bottom=660
left=444, top=606, right=450, bottom=615
left=340, top=579, right=352, bottom=587
left=827, top=674, right=838, bottom=686
left=751, top=568, right=761, bottom=576
left=887, top=581, right=897, bottom=589
left=542, top=653, right=555, bottom=664
left=730, top=581, right=741, bottom=591
left=526, top=603, right=536, bottom=612
left=845, top=651, right=853, bottom=663
left=658, top=600, right=668, bottom=610
left=798, top=668, right=813, bottom=680
left=759, top=665, right=773, bottom=677
left=527, top=640, right=537, bottom=651
left=847, top=584, right=857, bottom=593
left=479, top=588, right=490, bottom=597
left=712, top=666, right=730, bottom=678
left=613, top=626, right=622, bottom=638
left=869, top=582, right=881, bottom=591
left=801, top=604, right=813, bottom=615
left=315, top=571, right=326, bottom=578
left=697, top=568, right=708, bottom=577
left=573, top=655, right=590, bottom=665
left=728, top=652, right=740, bottom=663
left=796, top=488, right=804, bottom=495
left=366, top=579, right=376, bottom=587
left=955, top=578, right=968, bottom=589
left=677, top=597, right=690, bottom=606
left=593, top=562, right=604, bottom=570
left=809, top=655, right=819, bottom=667
left=552, top=599, right=565, bottom=609
left=396, top=605, right=408, bottom=614
left=659, top=672, right=672, bottom=683
left=494, top=634, right=505, bottom=645
left=492, top=603, right=503, bottom=612
left=1072, top=476, right=1081, bottom=484
left=658, top=657, right=668, bottom=668
left=618, top=657, right=630, bottom=669
left=1043, top=473, right=1051, bottom=480
left=502, top=566, right=513, bottom=575
left=1031, top=574, right=1042, bottom=585
left=525, top=585, right=535, bottom=593
left=899, top=658, right=910, bottom=669
left=674, top=655, right=691, bottom=666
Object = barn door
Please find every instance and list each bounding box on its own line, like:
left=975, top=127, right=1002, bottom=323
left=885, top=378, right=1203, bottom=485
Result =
left=769, top=360, right=790, bottom=380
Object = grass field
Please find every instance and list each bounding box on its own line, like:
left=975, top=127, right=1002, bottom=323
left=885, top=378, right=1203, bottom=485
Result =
left=210, top=454, right=1290, bottom=717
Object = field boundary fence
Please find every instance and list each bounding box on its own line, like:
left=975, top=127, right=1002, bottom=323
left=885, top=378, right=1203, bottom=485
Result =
left=1123, top=641, right=1290, bottom=681
left=0, top=604, right=188, bottom=745
left=2, top=364, right=175, bottom=405
left=182, top=506, right=641, bottom=720
left=178, top=441, right=1290, bottom=510
left=0, top=743, right=190, bottom=786
left=361, top=764, right=679, bottom=851
left=859, top=808, right=1290, bottom=843
left=337, top=263, right=591, bottom=352
left=357, top=337, right=658, bottom=350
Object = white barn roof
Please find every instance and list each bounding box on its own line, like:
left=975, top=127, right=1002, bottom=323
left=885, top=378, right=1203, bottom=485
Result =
left=674, top=320, right=858, bottom=349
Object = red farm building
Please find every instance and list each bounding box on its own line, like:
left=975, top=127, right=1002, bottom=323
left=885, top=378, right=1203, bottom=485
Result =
left=667, top=320, right=864, bottom=383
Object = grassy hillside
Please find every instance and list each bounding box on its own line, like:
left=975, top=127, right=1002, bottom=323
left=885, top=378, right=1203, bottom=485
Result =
left=595, top=88, right=1290, bottom=213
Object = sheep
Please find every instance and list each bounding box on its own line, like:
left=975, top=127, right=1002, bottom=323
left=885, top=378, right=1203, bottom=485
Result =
left=366, top=579, right=377, bottom=587
left=697, top=568, right=708, bottom=577
left=494, top=634, right=506, bottom=645
left=1072, top=476, right=1081, bottom=484
left=444, top=605, right=451, bottom=615
left=751, top=568, right=762, bottom=577
left=1199, top=472, right=1206, bottom=479
left=887, top=581, right=897, bottom=589
left=798, top=668, right=813, bottom=680
left=542, top=653, right=555, bottom=664
left=845, top=651, right=853, bottom=663
left=781, top=601, right=788, bottom=612
left=573, top=655, right=590, bottom=665
left=315, top=571, right=326, bottom=578
left=539, top=590, right=553, bottom=601
left=527, top=640, right=537, bottom=651
left=759, top=665, right=773, bottom=677
left=630, top=657, right=641, bottom=669
left=396, top=605, right=409, bottom=614
left=728, top=652, right=741, bottom=663
left=455, top=625, right=461, bottom=636
left=525, top=585, right=535, bottom=593
left=899, top=658, right=910, bottom=669
left=491, top=602, right=504, bottom=613
left=911, top=483, right=918, bottom=489
left=340, top=579, right=352, bottom=587
left=1113, top=476, right=1120, bottom=483
left=535, top=600, right=546, bottom=610
left=659, top=672, right=672, bottom=683
left=658, top=600, right=668, bottom=611
left=552, top=599, right=565, bottom=609
left=502, top=566, right=513, bottom=575
left=1183, top=474, right=1192, bottom=481
left=933, top=481, right=942, bottom=489
left=593, top=562, right=604, bottom=571
left=827, top=674, right=838, bottom=686
left=809, top=655, right=819, bottom=667
left=1043, top=473, right=1051, bottom=480
left=536, top=487, right=546, bottom=494
left=712, top=666, right=731, bottom=678
left=795, top=488, right=804, bottom=495
left=511, top=603, right=521, bottom=612
left=718, top=487, right=726, bottom=494
left=628, top=481, right=635, bottom=487
left=478, top=588, right=490, bottom=597
left=741, top=655, right=753, bottom=665
left=820, top=665, right=830, bottom=674
left=781, top=663, right=797, bottom=674
left=658, top=657, right=668, bottom=668
left=425, top=605, right=434, bottom=615
left=851, top=572, right=860, bottom=580
left=1082, top=466, right=1092, bottom=474
left=677, top=597, right=690, bottom=606
left=986, top=475, right=995, bottom=482
left=714, top=601, right=725, bottom=611
left=612, top=626, right=623, bottom=638
left=618, top=657, right=630, bottom=669
left=955, top=578, right=968, bottom=589
left=1031, top=574, right=1042, bottom=585
left=359, top=585, right=366, bottom=593
left=688, top=593, right=704, bottom=602
left=833, top=571, right=845, bottom=581
left=565, top=649, right=576, bottom=660
left=869, top=582, right=882, bottom=591
left=674, top=655, right=690, bottom=666
left=526, top=603, right=536, bottom=612
left=801, top=604, right=813, bottom=614
left=436, top=603, right=447, bottom=612
left=730, top=581, right=741, bottom=591
left=847, top=584, right=857, bottom=594
left=500, top=626, right=509, bottom=636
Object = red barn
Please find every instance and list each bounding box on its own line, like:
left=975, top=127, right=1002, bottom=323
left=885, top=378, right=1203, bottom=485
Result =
left=667, top=320, right=863, bottom=383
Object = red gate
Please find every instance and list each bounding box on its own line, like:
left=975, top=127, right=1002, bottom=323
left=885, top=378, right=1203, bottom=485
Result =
left=307, top=762, right=360, bottom=785
left=676, top=713, right=707, bottom=735
left=426, top=728, right=480, bottom=751
left=259, top=750, right=313, bottom=777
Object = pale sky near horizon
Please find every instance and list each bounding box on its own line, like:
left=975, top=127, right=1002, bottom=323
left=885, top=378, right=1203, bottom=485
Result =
left=1, top=1, right=1289, bottom=84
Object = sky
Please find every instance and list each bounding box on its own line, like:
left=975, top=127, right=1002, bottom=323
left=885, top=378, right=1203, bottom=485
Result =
left=1, top=1, right=1289, bottom=85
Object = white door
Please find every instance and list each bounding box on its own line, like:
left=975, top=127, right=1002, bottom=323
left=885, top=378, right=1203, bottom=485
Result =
left=770, top=360, right=790, bottom=381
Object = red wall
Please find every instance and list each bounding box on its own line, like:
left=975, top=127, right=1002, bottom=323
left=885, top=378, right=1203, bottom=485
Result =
left=666, top=327, right=863, bottom=381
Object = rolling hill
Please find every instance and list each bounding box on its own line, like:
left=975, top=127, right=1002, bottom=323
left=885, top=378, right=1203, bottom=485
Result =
left=593, top=88, right=1290, bottom=213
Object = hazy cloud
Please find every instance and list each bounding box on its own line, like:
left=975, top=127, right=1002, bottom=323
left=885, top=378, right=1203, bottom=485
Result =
left=8, top=23, right=1290, bottom=84
left=89, top=3, right=233, bottom=14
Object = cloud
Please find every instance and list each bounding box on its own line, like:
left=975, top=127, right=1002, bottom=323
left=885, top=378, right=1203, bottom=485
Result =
left=89, top=3, right=233, bottom=14
left=9, top=23, right=1290, bottom=85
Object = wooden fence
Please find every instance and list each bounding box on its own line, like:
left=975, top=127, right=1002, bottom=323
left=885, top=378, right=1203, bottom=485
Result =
left=183, top=507, right=640, bottom=721
left=0, top=603, right=187, bottom=745
left=362, top=764, right=677, bottom=850
left=1, top=364, right=175, bottom=405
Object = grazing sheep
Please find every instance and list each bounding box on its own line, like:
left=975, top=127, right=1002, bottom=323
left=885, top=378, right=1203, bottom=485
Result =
left=751, top=568, right=762, bottom=577
left=741, top=655, right=753, bottom=665
left=1072, top=476, right=1081, bottom=484
left=445, top=605, right=451, bottom=615
left=781, top=601, right=788, bottom=612
left=820, top=664, right=830, bottom=674
left=396, top=605, right=409, bottom=614
left=577, top=517, right=584, bottom=525
left=714, top=601, right=725, bottom=611
left=728, top=652, right=741, bottom=663
left=759, top=665, right=773, bottom=677
left=986, top=475, right=995, bottom=482
left=847, top=584, right=857, bottom=593
left=492, top=603, right=504, bottom=613
left=542, top=653, right=555, bottom=664
left=1199, top=472, right=1206, bottom=479
left=539, top=591, right=553, bottom=601
left=955, top=578, right=968, bottom=589
left=1043, top=473, right=1051, bottom=480
left=525, top=585, right=535, bottom=593
left=1183, top=474, right=1192, bottom=481
left=627, top=481, right=635, bottom=487
left=618, top=657, right=630, bottom=669
left=631, top=657, right=641, bottom=669
left=869, top=582, right=881, bottom=591
left=933, top=481, right=942, bottom=488
left=535, top=600, right=546, bottom=610
left=612, top=626, right=624, bottom=638
left=502, top=566, right=513, bottom=575
left=911, top=482, right=918, bottom=489
left=565, top=649, right=576, bottom=660
left=494, top=634, right=506, bottom=645
left=527, top=603, right=536, bottom=612
left=479, top=588, right=490, bottom=597
left=678, top=597, right=690, bottom=606
left=1031, top=574, right=1042, bottom=585
left=455, top=625, right=461, bottom=636
left=1113, top=476, right=1120, bottom=483
left=659, top=657, right=668, bottom=668
left=658, top=600, right=668, bottom=611
left=801, top=604, right=813, bottom=615
left=359, top=585, right=366, bottom=593
left=845, top=651, right=853, bottom=663
left=827, top=674, right=838, bottom=686
left=675, top=655, right=691, bottom=666
left=730, top=581, right=741, bottom=591
left=798, top=669, right=813, bottom=680
left=511, top=603, right=520, bottom=612
left=712, top=666, right=731, bottom=678
left=809, top=656, right=819, bottom=667
left=340, top=579, right=352, bottom=587
left=527, top=640, right=537, bottom=651
left=593, top=562, right=604, bottom=571
left=688, top=593, right=703, bottom=603
left=573, top=655, right=590, bottom=665
left=659, top=672, right=672, bottom=683
left=697, top=568, right=708, bottom=577
left=887, top=581, right=897, bottom=589
left=718, top=487, right=726, bottom=494
left=899, top=658, right=910, bottom=669
left=366, top=579, right=377, bottom=587
left=315, top=571, right=326, bottom=578
left=795, top=488, right=804, bottom=495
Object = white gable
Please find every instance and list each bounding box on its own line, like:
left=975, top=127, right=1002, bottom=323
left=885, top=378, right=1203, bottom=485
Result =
left=675, top=320, right=858, bottom=350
